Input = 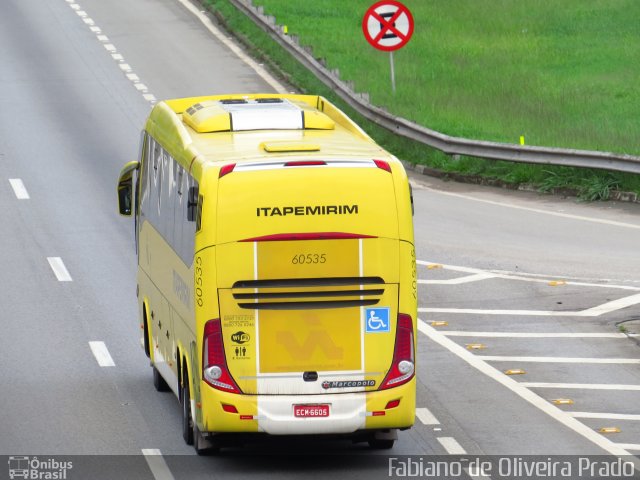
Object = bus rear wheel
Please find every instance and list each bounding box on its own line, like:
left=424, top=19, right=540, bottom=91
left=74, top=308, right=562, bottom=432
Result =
left=153, top=366, right=170, bottom=392
left=181, top=375, right=194, bottom=445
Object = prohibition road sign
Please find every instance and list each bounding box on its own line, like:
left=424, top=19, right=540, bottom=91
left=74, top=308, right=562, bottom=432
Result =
left=362, top=0, right=414, bottom=52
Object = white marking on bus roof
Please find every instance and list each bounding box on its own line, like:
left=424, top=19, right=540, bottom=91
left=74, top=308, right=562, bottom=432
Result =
left=570, top=412, right=640, bottom=421
left=522, top=382, right=640, bottom=391
left=416, top=407, right=440, bottom=425
left=418, top=319, right=636, bottom=457
left=141, top=449, right=175, bottom=480
left=437, top=437, right=466, bottom=455
left=441, top=331, right=628, bottom=339
left=478, top=355, right=640, bottom=364
left=9, top=179, right=29, bottom=199
left=47, top=257, right=72, bottom=282
left=174, top=0, right=287, bottom=94
left=89, top=341, right=115, bottom=367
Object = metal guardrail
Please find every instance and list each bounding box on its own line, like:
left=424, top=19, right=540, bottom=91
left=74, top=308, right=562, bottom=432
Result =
left=227, top=0, right=640, bottom=175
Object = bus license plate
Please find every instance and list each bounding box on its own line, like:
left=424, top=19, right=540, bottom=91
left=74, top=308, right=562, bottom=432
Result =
left=293, top=404, right=330, bottom=418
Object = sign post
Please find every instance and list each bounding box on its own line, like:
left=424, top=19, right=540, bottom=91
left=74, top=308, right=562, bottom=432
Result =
left=362, top=0, right=414, bottom=94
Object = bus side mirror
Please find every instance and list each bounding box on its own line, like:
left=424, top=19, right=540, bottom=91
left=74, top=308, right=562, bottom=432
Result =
left=117, top=161, right=140, bottom=216
left=187, top=186, right=199, bottom=222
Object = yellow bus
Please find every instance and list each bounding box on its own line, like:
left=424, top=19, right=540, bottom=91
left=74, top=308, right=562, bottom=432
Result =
left=117, top=94, right=417, bottom=453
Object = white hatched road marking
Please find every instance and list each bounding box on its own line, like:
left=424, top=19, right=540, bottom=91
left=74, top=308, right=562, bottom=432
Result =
left=522, top=382, right=640, bottom=391
left=416, top=407, right=440, bottom=425
left=570, top=412, right=640, bottom=421
left=418, top=260, right=640, bottom=291
left=47, top=257, right=72, bottom=282
left=418, top=320, right=638, bottom=459
left=142, top=449, right=175, bottom=480
left=9, top=179, right=30, bottom=199
left=617, top=444, right=640, bottom=451
left=479, top=355, right=640, bottom=364
left=89, top=341, right=115, bottom=367
left=421, top=292, right=640, bottom=317
left=441, top=331, right=628, bottom=339
left=437, top=437, right=466, bottom=454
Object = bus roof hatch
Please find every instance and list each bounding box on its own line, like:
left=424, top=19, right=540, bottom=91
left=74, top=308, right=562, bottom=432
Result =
left=182, top=98, right=335, bottom=133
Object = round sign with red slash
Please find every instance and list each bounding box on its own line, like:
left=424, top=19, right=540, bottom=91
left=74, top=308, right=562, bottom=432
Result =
left=362, top=0, right=414, bottom=52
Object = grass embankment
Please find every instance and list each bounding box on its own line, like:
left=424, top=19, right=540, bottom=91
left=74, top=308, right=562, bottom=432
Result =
left=203, top=0, right=640, bottom=200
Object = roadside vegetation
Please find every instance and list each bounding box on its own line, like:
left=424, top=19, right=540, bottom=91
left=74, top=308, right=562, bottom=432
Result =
left=202, top=0, right=640, bottom=200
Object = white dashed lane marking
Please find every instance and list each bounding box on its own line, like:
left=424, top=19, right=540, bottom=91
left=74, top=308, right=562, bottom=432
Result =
left=437, top=437, right=466, bottom=454
left=416, top=407, right=440, bottom=425
left=47, top=257, right=72, bottom=282
left=142, top=449, right=175, bottom=480
left=9, top=179, right=29, bottom=199
left=89, top=341, right=115, bottom=367
left=65, top=0, right=156, bottom=104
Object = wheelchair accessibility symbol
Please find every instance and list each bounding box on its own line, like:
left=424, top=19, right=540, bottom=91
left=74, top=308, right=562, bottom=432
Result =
left=365, top=307, right=390, bottom=333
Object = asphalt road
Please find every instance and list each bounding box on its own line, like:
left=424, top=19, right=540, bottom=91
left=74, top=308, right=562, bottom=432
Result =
left=1, top=0, right=639, bottom=478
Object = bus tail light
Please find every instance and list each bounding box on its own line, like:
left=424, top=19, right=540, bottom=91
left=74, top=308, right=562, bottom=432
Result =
left=203, top=319, right=241, bottom=394
left=219, top=163, right=236, bottom=178
left=380, top=314, right=415, bottom=390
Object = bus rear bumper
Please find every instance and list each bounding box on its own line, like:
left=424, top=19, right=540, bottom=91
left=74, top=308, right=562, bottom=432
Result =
left=201, top=380, right=415, bottom=435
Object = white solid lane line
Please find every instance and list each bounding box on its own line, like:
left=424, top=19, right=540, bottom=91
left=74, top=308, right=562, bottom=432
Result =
left=174, top=0, right=287, bottom=94
left=521, top=383, right=640, bottom=391
left=421, top=187, right=640, bottom=230
left=419, top=272, right=496, bottom=285
left=142, top=449, right=175, bottom=480
left=437, top=437, right=467, bottom=455
left=47, top=257, right=72, bottom=282
left=418, top=319, right=635, bottom=458
left=89, top=341, right=115, bottom=367
left=569, top=412, right=640, bottom=421
left=416, top=407, right=440, bottom=425
left=479, top=356, right=640, bottom=364
left=9, top=179, right=30, bottom=199
left=441, top=331, right=628, bottom=339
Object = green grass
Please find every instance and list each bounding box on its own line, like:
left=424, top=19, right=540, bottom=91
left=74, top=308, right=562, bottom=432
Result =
left=203, top=0, right=640, bottom=200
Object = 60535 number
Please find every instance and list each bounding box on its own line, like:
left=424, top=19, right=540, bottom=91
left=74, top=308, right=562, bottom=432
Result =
left=291, top=254, right=326, bottom=264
